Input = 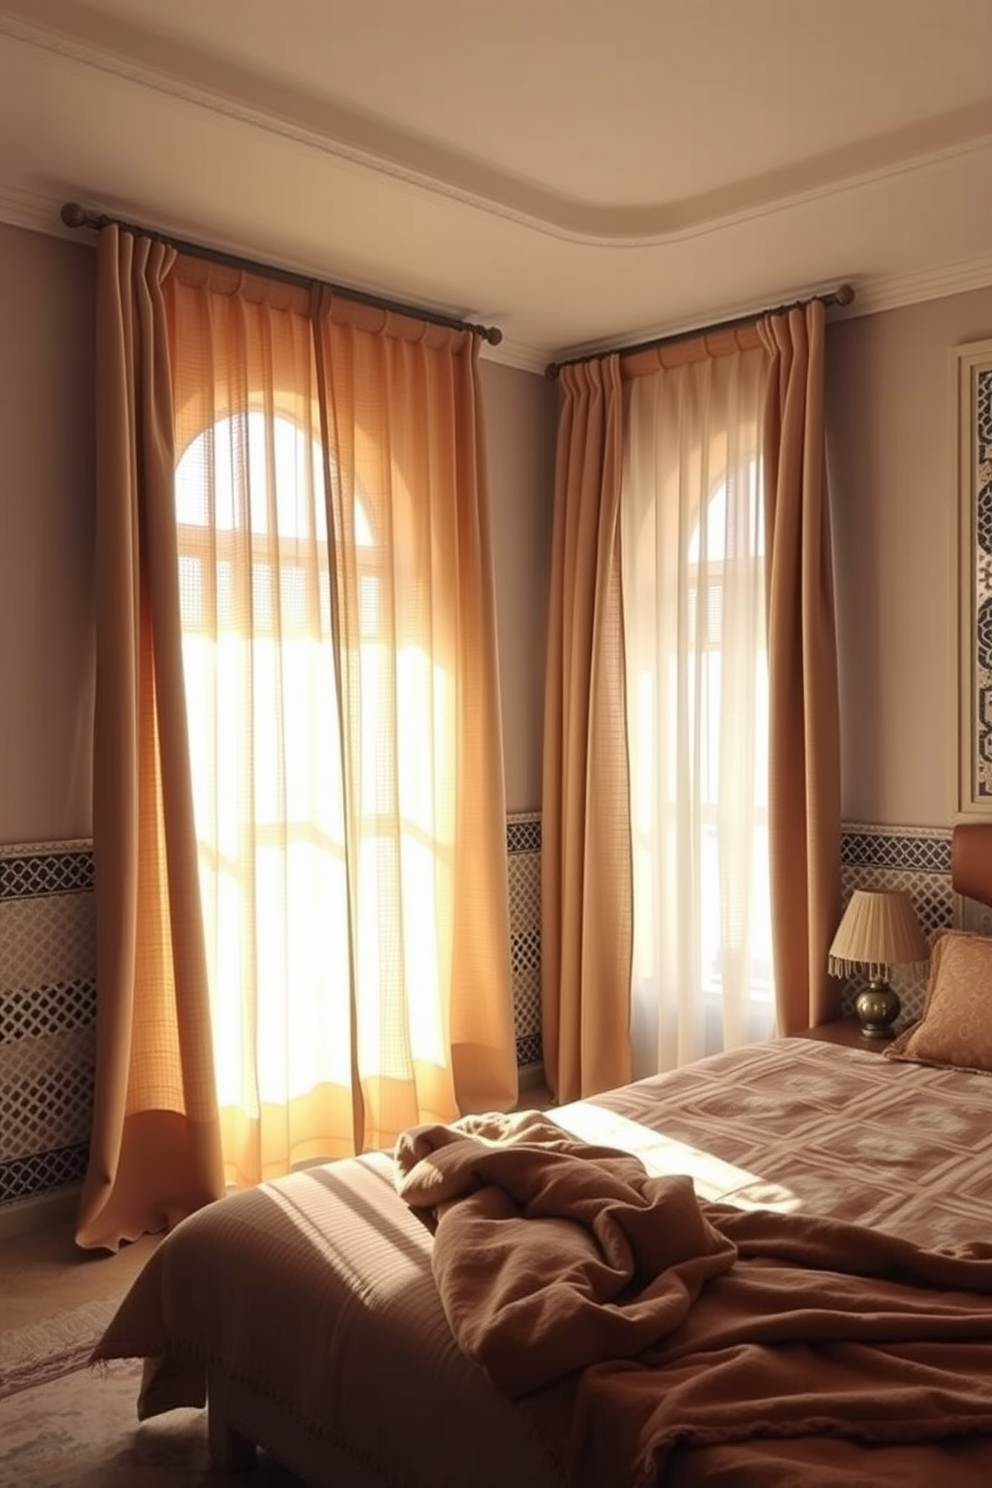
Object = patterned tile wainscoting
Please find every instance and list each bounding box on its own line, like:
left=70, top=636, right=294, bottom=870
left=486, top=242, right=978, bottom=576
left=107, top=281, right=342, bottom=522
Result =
left=839, top=822, right=954, bottom=1029
left=0, top=822, right=546, bottom=1213
left=0, top=840, right=96, bottom=1213
left=7, top=819, right=962, bottom=1212
left=507, top=812, right=543, bottom=1071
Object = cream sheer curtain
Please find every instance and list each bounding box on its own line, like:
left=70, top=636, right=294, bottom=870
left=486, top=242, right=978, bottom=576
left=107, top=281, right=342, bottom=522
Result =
left=168, top=260, right=516, bottom=1187
left=541, top=359, right=633, bottom=1104
left=621, top=332, right=773, bottom=1075
left=77, top=227, right=224, bottom=1251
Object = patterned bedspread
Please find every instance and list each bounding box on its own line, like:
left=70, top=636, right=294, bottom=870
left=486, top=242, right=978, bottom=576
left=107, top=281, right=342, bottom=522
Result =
left=93, top=1037, right=992, bottom=1487
left=573, top=1036, right=992, bottom=1249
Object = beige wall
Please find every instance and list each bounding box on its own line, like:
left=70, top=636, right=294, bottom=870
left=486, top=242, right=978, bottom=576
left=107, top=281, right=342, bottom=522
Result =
left=480, top=359, right=557, bottom=812
left=827, top=285, right=992, bottom=829
left=0, top=221, right=556, bottom=846
left=0, top=223, right=95, bottom=846
left=10, top=206, right=989, bottom=842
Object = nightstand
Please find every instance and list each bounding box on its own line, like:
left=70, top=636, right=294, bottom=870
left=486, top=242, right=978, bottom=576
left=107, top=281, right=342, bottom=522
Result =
left=799, top=1016, right=893, bottom=1051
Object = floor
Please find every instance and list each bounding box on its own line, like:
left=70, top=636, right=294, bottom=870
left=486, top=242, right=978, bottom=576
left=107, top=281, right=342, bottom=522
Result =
left=0, top=1212, right=161, bottom=1330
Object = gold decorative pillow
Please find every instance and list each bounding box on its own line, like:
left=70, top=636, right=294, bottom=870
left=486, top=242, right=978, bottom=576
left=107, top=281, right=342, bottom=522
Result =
left=885, top=928, right=992, bottom=1074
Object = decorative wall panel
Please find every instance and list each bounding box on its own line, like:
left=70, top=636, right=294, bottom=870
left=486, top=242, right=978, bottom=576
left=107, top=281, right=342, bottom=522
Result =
left=954, top=338, right=992, bottom=813
left=507, top=812, right=543, bottom=1069
left=0, top=840, right=95, bottom=1209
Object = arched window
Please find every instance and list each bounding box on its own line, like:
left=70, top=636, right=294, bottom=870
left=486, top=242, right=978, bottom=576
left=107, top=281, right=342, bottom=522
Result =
left=686, top=460, right=773, bottom=1015
left=622, top=349, right=774, bottom=1073
left=174, top=410, right=382, bottom=1116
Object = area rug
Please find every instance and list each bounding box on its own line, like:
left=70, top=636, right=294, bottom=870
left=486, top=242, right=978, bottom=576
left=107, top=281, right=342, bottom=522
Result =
left=0, top=1299, right=121, bottom=1399
left=0, top=1356, right=306, bottom=1487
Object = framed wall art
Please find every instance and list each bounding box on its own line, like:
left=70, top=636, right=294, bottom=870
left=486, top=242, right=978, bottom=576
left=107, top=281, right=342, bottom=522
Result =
left=955, top=336, right=992, bottom=815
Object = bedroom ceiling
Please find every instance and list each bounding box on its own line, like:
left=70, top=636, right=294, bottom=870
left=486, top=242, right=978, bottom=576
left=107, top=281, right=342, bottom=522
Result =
left=0, top=0, right=990, bottom=370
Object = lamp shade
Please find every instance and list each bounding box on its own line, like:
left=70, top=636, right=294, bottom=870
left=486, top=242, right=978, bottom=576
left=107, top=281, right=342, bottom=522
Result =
left=827, top=890, right=929, bottom=979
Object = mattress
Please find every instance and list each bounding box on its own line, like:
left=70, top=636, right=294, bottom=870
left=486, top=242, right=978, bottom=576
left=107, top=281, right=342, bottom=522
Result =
left=93, top=1036, right=992, bottom=1486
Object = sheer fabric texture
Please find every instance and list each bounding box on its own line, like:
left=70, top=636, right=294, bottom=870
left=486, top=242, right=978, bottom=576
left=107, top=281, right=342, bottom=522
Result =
left=622, top=335, right=773, bottom=1074
left=170, top=262, right=516, bottom=1187
left=80, top=231, right=516, bottom=1240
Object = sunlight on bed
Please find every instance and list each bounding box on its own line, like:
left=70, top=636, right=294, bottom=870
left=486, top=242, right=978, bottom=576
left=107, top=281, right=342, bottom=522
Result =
left=549, top=1100, right=800, bottom=1212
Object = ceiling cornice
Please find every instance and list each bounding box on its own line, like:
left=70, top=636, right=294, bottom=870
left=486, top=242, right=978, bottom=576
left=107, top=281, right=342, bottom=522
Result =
left=1, top=179, right=990, bottom=378
left=3, top=4, right=992, bottom=251
left=838, top=254, right=992, bottom=320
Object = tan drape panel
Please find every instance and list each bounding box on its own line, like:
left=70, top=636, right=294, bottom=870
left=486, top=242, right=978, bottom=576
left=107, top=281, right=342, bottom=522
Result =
left=541, top=358, right=632, bottom=1103
left=311, top=291, right=518, bottom=1144
left=76, top=227, right=224, bottom=1251
left=759, top=301, right=842, bottom=1033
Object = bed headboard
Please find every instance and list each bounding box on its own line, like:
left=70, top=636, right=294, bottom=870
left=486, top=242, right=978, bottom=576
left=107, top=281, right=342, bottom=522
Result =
left=951, top=823, right=992, bottom=908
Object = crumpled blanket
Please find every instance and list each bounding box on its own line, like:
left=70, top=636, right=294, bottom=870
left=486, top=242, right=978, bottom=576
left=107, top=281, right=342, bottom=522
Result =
left=395, top=1109, right=992, bottom=1488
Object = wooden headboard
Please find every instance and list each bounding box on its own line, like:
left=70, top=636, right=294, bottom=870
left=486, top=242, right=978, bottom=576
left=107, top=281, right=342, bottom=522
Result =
left=951, top=823, right=992, bottom=908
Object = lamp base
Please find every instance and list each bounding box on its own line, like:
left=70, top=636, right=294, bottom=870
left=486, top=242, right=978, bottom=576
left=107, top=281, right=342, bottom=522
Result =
left=855, top=980, right=900, bottom=1039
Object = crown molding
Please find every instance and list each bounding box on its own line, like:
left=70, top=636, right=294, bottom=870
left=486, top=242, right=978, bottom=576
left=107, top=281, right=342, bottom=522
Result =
left=840, top=254, right=992, bottom=320
left=3, top=4, right=992, bottom=251
left=1, top=179, right=990, bottom=376
left=479, top=338, right=548, bottom=376
left=0, top=182, right=73, bottom=240
left=546, top=256, right=992, bottom=369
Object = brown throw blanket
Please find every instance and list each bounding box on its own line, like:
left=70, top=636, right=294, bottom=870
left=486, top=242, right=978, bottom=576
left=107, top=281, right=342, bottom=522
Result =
left=395, top=1110, right=992, bottom=1488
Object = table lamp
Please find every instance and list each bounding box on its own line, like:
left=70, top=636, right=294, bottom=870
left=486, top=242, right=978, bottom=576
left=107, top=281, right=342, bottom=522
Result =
left=827, top=889, right=929, bottom=1037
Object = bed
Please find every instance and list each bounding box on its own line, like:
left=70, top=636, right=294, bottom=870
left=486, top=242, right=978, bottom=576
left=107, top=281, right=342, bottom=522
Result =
left=93, top=823, right=992, bottom=1487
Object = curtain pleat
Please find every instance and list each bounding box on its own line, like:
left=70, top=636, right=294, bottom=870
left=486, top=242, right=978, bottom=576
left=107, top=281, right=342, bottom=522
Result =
left=76, top=226, right=224, bottom=1251
left=759, top=301, right=842, bottom=1033
left=541, top=358, right=632, bottom=1103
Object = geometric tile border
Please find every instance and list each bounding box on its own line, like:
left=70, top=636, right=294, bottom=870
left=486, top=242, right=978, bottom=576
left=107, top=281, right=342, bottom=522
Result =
left=0, top=842, right=95, bottom=899
left=507, top=812, right=542, bottom=1068
left=0, top=839, right=97, bottom=1211
left=507, top=816, right=541, bottom=857
left=841, top=826, right=952, bottom=875
left=0, top=1143, right=90, bottom=1206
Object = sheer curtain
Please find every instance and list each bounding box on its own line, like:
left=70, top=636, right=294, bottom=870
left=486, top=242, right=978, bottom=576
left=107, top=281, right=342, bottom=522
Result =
left=621, top=332, right=774, bottom=1074
left=166, top=260, right=517, bottom=1188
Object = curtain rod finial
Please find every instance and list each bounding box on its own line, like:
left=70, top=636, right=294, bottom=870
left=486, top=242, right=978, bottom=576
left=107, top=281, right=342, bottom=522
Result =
left=835, top=283, right=855, bottom=309
left=61, top=202, right=88, bottom=229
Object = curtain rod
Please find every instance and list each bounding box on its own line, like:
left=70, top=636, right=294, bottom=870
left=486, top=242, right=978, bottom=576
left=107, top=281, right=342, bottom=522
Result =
left=60, top=202, right=503, bottom=347
left=544, top=283, right=856, bottom=381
